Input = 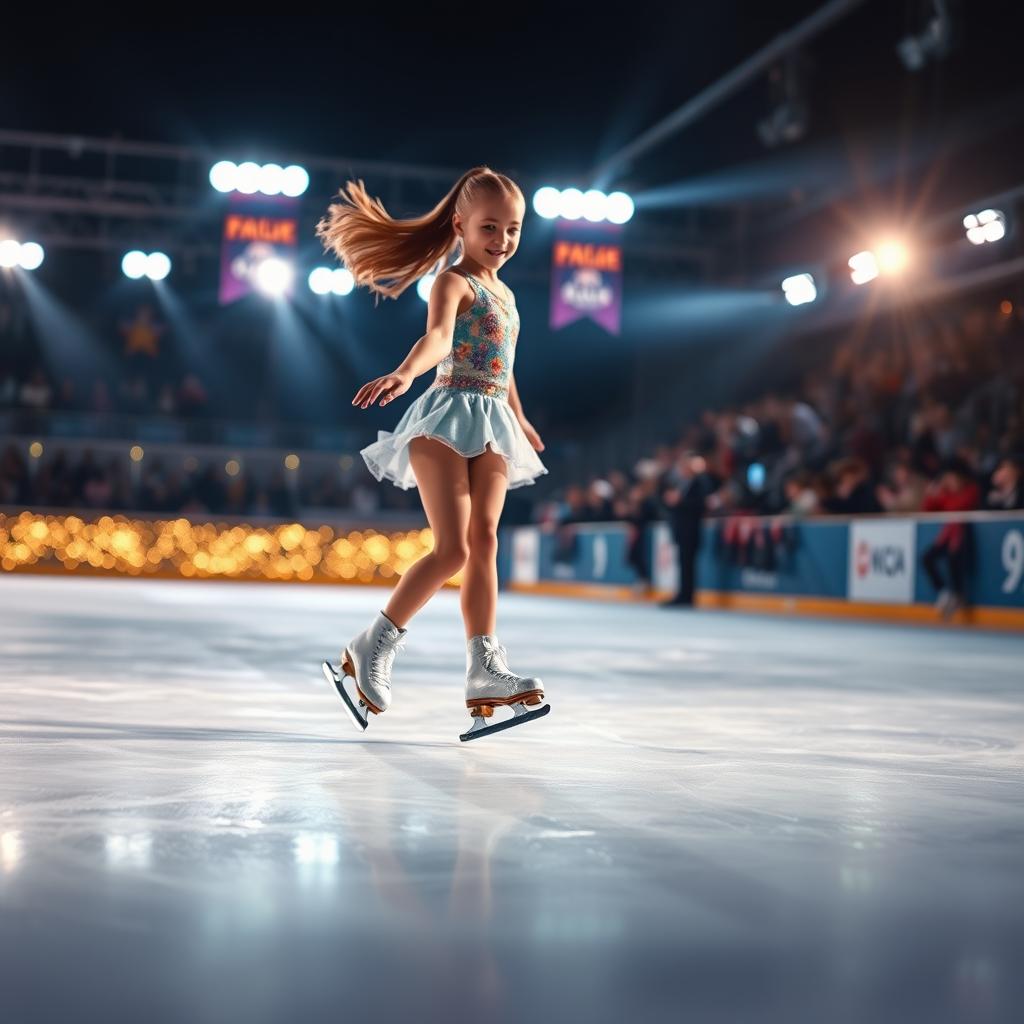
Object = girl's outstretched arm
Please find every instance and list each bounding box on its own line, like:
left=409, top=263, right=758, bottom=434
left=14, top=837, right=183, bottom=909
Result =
left=352, top=271, right=465, bottom=409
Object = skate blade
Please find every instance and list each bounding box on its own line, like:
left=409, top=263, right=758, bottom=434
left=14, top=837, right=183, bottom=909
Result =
left=322, top=660, right=369, bottom=732
left=459, top=703, right=550, bottom=742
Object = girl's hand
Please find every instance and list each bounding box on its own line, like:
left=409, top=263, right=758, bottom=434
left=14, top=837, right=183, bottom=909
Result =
left=519, top=417, right=545, bottom=451
left=352, top=372, right=411, bottom=409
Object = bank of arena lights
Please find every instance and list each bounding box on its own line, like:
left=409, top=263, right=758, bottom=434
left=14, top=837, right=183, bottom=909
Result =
left=0, top=239, right=45, bottom=270
left=209, top=161, right=309, bottom=197
left=308, top=267, right=355, bottom=296
left=122, top=250, right=171, bottom=281
left=964, top=208, right=1006, bottom=245
left=781, top=273, right=817, bottom=306
left=532, top=186, right=634, bottom=224
left=848, top=240, right=908, bottom=285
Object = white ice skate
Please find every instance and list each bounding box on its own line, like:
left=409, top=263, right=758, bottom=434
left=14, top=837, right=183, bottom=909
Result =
left=322, top=610, right=408, bottom=731
left=460, top=634, right=550, bottom=742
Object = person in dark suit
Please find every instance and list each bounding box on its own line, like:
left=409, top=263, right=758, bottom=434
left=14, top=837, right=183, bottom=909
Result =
left=658, top=451, right=719, bottom=607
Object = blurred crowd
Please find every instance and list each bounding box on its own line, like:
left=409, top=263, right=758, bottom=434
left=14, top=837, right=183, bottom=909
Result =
left=535, top=298, right=1024, bottom=530
left=0, top=443, right=421, bottom=518
left=3, top=297, right=1024, bottom=539
left=1, top=363, right=210, bottom=419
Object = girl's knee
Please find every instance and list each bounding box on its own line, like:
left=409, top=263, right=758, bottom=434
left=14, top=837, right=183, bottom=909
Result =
left=433, top=544, right=470, bottom=573
left=467, top=527, right=499, bottom=556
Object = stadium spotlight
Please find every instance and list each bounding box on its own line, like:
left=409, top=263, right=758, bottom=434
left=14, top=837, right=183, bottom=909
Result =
left=19, top=242, right=45, bottom=270
left=331, top=268, right=354, bottom=295
left=533, top=187, right=561, bottom=219
left=876, top=240, right=908, bottom=274
left=210, top=161, right=309, bottom=197
left=122, top=250, right=149, bottom=279
left=0, top=239, right=45, bottom=270
left=847, top=252, right=880, bottom=288
left=606, top=191, right=634, bottom=224
left=848, top=250, right=878, bottom=285
left=236, top=162, right=262, bottom=195
left=308, top=268, right=333, bottom=295
left=0, top=239, right=21, bottom=268
left=255, top=258, right=294, bottom=296
left=281, top=165, right=310, bottom=197
left=781, top=273, right=817, bottom=306
left=848, top=241, right=907, bottom=285
left=122, top=250, right=170, bottom=281
left=582, top=189, right=608, bottom=222
left=146, top=252, right=171, bottom=281
left=209, top=160, right=237, bottom=193
left=964, top=208, right=1006, bottom=245
left=309, top=266, right=355, bottom=296
left=558, top=188, right=584, bottom=220
left=258, top=163, right=284, bottom=196
left=532, top=186, right=633, bottom=223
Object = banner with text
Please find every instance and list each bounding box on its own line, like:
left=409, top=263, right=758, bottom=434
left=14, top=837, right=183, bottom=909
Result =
left=219, top=192, right=300, bottom=305
left=549, top=219, right=622, bottom=335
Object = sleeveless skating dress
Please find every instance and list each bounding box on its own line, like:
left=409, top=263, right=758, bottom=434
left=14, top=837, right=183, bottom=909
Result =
left=359, top=267, right=549, bottom=490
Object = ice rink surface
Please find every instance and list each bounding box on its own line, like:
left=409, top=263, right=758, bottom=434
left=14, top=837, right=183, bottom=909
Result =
left=2, top=574, right=1022, bottom=1024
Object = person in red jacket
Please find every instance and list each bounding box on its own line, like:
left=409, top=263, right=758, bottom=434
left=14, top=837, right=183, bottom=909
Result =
left=920, top=457, right=981, bottom=618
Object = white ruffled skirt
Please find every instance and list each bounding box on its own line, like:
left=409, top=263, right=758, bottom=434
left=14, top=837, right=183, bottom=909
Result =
left=360, top=386, right=549, bottom=490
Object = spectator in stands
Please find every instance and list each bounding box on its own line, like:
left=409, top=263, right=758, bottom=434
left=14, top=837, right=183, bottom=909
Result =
left=920, top=457, right=981, bottom=618
left=984, top=455, right=1024, bottom=510
left=586, top=479, right=615, bottom=521
left=876, top=454, right=927, bottom=512
left=822, top=457, right=882, bottom=514
left=549, top=485, right=591, bottom=567
left=783, top=470, right=820, bottom=517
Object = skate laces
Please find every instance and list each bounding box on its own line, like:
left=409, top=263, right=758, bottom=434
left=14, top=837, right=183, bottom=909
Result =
left=371, top=630, right=407, bottom=685
left=478, top=638, right=520, bottom=685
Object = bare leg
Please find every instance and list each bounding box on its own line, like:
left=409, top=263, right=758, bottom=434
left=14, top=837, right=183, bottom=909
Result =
left=461, top=443, right=509, bottom=639
left=380, top=436, right=471, bottom=629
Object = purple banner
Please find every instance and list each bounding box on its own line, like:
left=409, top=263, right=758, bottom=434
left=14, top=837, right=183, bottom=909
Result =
left=549, top=219, right=623, bottom=335
left=218, top=192, right=300, bottom=305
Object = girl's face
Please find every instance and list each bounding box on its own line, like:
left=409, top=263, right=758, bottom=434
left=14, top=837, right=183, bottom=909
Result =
left=456, top=194, right=524, bottom=268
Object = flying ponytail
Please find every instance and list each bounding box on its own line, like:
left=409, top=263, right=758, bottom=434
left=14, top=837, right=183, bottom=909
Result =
left=315, top=165, right=524, bottom=306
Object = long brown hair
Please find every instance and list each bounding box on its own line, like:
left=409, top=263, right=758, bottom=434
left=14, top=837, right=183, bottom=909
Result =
left=314, top=165, right=524, bottom=306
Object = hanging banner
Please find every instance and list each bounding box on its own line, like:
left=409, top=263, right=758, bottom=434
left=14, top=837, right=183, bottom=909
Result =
left=549, top=219, right=622, bottom=335
left=218, top=192, right=299, bottom=305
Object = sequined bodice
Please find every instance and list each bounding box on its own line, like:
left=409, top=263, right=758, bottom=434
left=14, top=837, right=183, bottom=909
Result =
left=429, top=268, right=519, bottom=400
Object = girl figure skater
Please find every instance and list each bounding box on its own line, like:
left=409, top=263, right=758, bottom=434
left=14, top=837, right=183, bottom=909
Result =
left=315, top=165, right=550, bottom=741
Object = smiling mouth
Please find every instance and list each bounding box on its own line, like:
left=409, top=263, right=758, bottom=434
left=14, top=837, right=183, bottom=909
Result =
left=486, top=249, right=506, bottom=255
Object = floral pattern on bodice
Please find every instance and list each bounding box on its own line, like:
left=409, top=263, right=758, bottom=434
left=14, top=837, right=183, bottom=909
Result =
left=430, top=269, right=519, bottom=400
